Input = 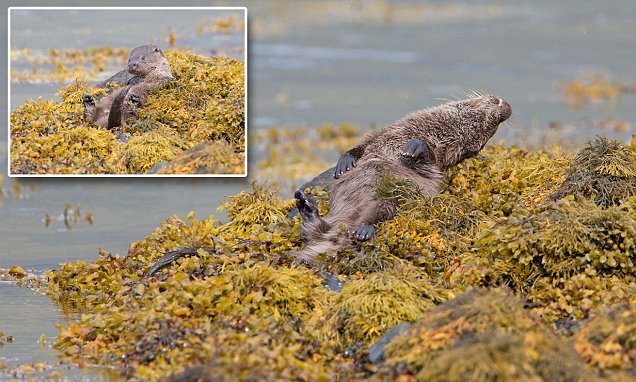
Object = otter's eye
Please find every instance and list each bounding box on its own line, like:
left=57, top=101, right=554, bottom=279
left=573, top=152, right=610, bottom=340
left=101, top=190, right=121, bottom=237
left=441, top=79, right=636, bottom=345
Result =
left=154, top=47, right=160, bottom=53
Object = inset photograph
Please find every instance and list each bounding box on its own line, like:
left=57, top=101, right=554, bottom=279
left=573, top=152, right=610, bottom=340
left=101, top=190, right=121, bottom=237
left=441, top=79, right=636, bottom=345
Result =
left=8, top=7, right=247, bottom=176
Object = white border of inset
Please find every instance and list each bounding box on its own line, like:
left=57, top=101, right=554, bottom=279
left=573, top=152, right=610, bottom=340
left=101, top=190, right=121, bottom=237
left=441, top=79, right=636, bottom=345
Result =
left=7, top=6, right=248, bottom=178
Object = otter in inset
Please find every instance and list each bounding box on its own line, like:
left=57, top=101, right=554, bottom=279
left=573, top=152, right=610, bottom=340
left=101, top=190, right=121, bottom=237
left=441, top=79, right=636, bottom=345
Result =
left=294, top=95, right=512, bottom=263
left=83, top=44, right=174, bottom=130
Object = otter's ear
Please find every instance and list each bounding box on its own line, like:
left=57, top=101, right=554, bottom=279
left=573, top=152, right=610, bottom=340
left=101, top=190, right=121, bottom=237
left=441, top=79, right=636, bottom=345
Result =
left=154, top=47, right=160, bottom=53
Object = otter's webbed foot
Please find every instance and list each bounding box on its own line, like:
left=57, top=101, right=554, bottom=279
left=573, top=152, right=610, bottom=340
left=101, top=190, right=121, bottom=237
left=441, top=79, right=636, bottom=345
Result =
left=401, top=138, right=429, bottom=158
left=83, top=94, right=96, bottom=121
left=83, top=94, right=96, bottom=108
left=334, top=153, right=357, bottom=179
left=353, top=224, right=375, bottom=241
left=294, top=190, right=319, bottom=222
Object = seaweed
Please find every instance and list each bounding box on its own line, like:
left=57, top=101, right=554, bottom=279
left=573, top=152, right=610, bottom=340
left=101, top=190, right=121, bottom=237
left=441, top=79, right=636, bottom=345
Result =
left=217, top=181, right=295, bottom=235
left=574, top=306, right=636, bottom=373
left=156, top=140, right=244, bottom=175
left=39, top=136, right=636, bottom=380
left=44, top=202, right=94, bottom=229
left=110, top=127, right=189, bottom=174
left=412, top=330, right=595, bottom=382
left=52, top=260, right=331, bottom=379
left=0, top=331, right=14, bottom=347
left=11, top=45, right=130, bottom=84
left=561, top=72, right=636, bottom=108
left=468, top=198, right=636, bottom=291
left=318, top=265, right=445, bottom=351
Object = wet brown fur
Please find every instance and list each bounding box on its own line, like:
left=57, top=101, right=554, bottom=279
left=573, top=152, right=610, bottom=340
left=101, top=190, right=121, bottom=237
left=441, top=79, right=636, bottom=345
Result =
left=83, top=44, right=174, bottom=129
left=295, top=95, right=512, bottom=263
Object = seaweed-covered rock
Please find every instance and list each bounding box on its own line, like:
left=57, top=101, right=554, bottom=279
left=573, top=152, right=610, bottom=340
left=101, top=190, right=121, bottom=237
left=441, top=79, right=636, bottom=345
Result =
left=378, top=188, right=487, bottom=273
left=52, top=259, right=332, bottom=379
left=449, top=197, right=636, bottom=324
left=318, top=265, right=445, bottom=351
left=376, top=288, right=596, bottom=382
left=10, top=49, right=245, bottom=174
left=552, top=137, right=636, bottom=206
left=10, top=81, right=122, bottom=174
left=574, top=306, right=636, bottom=373
left=446, top=143, right=573, bottom=214
left=473, top=198, right=636, bottom=285
left=110, top=127, right=189, bottom=174
left=41, top=136, right=636, bottom=380
left=156, top=140, right=244, bottom=174
left=130, top=51, right=245, bottom=149
left=166, top=327, right=337, bottom=382
left=528, top=272, right=635, bottom=329
left=412, top=331, right=595, bottom=382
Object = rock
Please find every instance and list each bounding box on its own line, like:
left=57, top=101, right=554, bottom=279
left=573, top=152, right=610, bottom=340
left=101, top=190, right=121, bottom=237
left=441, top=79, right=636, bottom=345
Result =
left=147, top=161, right=169, bottom=174
left=322, top=271, right=346, bottom=292
left=367, top=322, right=412, bottom=364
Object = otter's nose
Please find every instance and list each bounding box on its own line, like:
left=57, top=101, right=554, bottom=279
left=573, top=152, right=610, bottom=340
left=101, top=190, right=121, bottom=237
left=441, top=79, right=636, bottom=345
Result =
left=498, top=98, right=510, bottom=109
left=128, top=61, right=137, bottom=71
left=497, top=98, right=512, bottom=121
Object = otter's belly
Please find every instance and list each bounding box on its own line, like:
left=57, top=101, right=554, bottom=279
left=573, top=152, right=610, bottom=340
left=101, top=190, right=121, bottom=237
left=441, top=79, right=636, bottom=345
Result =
left=326, top=157, right=436, bottom=228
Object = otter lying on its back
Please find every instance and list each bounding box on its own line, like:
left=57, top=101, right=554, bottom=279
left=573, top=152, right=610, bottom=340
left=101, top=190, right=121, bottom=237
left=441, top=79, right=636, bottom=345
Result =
left=143, top=96, right=511, bottom=277
left=294, top=95, right=512, bottom=263
left=83, top=44, right=174, bottom=130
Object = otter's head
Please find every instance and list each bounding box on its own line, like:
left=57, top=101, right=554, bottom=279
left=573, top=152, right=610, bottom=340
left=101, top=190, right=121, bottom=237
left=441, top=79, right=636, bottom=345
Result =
left=430, top=95, right=511, bottom=168
left=127, top=44, right=173, bottom=80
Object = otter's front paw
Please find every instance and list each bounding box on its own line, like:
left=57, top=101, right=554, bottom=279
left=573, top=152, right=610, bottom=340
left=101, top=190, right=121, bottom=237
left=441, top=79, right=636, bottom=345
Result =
left=128, top=93, right=142, bottom=107
left=401, top=138, right=429, bottom=158
left=83, top=94, right=95, bottom=108
left=294, top=190, right=319, bottom=221
left=353, top=224, right=375, bottom=241
left=334, top=153, right=357, bottom=179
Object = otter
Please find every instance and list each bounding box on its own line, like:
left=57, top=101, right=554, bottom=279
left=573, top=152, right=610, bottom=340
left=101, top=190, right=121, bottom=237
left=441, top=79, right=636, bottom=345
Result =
left=83, top=44, right=174, bottom=130
left=294, top=95, right=512, bottom=263
left=142, top=95, right=511, bottom=277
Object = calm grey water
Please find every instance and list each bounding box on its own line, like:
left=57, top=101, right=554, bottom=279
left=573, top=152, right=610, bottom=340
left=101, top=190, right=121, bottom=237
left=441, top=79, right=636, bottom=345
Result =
left=1, top=1, right=635, bottom=379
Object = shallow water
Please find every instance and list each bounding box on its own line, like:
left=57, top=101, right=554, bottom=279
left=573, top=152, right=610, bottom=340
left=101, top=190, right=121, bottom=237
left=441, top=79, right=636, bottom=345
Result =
left=1, top=1, right=635, bottom=379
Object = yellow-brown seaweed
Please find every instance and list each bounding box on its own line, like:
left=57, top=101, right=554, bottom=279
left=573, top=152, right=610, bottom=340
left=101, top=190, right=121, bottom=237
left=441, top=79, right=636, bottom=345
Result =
left=10, top=49, right=245, bottom=175
left=40, top=134, right=636, bottom=380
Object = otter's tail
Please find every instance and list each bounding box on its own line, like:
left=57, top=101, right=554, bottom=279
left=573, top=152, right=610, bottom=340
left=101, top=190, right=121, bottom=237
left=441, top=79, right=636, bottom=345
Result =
left=144, top=246, right=216, bottom=278
left=291, top=239, right=341, bottom=265
left=107, top=84, right=133, bottom=129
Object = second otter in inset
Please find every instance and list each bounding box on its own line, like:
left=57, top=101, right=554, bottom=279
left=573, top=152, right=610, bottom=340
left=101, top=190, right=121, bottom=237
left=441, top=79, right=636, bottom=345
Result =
left=294, top=95, right=512, bottom=263
left=83, top=44, right=174, bottom=130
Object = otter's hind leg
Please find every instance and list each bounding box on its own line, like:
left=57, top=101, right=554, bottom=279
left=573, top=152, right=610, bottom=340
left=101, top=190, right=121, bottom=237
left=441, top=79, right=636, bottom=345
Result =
left=107, top=85, right=133, bottom=129
left=354, top=224, right=375, bottom=241
left=352, top=197, right=399, bottom=242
